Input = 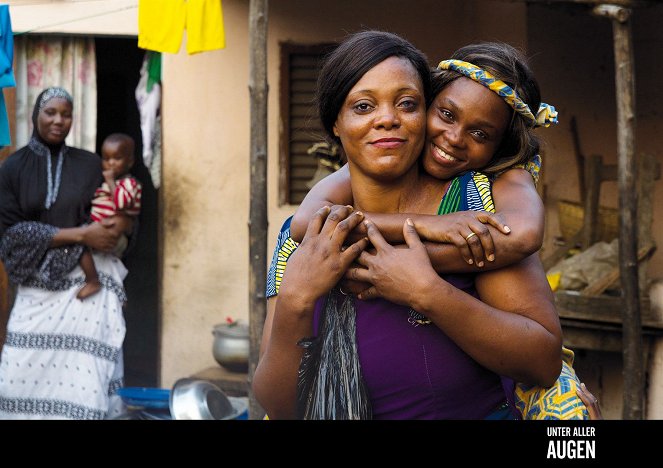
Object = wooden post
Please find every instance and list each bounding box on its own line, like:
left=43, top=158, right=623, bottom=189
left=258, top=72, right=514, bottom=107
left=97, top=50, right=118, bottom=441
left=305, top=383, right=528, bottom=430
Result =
left=593, top=3, right=643, bottom=420
left=581, top=155, right=602, bottom=249
left=248, top=0, right=269, bottom=420
left=637, top=153, right=656, bottom=294
left=570, top=116, right=586, bottom=203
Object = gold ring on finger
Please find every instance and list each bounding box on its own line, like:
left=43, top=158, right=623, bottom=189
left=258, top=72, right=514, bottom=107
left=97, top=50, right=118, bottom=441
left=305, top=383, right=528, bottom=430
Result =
left=465, top=232, right=477, bottom=241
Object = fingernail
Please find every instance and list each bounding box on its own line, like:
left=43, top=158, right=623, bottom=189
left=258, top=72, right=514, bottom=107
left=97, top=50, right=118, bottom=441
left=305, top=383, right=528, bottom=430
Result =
left=346, top=205, right=353, bottom=210
left=487, top=254, right=495, bottom=262
left=467, top=259, right=473, bottom=265
left=356, top=211, right=363, bottom=217
left=504, top=225, right=511, bottom=233
left=477, top=261, right=484, bottom=267
left=406, top=218, right=414, bottom=226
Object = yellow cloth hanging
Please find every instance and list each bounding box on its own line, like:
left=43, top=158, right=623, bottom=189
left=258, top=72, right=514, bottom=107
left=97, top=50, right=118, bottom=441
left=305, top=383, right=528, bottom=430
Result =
left=138, top=0, right=225, bottom=54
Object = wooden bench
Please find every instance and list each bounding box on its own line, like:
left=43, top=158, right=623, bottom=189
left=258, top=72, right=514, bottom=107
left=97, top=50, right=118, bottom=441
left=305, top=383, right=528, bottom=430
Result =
left=555, top=290, right=663, bottom=353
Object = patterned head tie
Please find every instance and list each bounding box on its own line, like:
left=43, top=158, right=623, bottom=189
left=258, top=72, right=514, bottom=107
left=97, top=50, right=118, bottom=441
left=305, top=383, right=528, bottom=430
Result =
left=437, top=59, right=558, bottom=128
left=38, top=87, right=73, bottom=110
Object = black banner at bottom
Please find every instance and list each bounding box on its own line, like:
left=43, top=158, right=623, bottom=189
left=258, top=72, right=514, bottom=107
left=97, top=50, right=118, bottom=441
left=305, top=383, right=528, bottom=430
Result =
left=6, top=419, right=657, bottom=464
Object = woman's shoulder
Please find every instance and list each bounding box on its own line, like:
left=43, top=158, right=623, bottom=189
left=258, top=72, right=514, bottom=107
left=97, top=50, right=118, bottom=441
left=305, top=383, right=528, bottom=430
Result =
left=455, top=170, right=492, bottom=189
left=0, top=146, right=33, bottom=173
left=495, top=154, right=541, bottom=187
left=461, top=171, right=495, bottom=213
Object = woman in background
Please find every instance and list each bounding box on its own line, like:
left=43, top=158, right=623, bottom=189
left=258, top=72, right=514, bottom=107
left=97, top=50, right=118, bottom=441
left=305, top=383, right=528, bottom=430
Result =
left=0, top=87, right=133, bottom=419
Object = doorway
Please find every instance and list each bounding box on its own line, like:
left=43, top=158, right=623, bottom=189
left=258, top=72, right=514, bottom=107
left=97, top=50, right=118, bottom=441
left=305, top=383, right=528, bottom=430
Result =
left=95, top=37, right=159, bottom=387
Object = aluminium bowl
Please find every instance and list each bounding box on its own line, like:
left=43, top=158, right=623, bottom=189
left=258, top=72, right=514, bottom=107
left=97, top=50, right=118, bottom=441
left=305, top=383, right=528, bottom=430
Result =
left=169, top=378, right=235, bottom=420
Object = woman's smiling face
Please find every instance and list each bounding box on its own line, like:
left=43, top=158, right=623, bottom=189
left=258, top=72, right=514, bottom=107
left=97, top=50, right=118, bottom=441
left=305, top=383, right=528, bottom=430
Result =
left=423, top=76, right=512, bottom=180
left=332, top=56, right=426, bottom=182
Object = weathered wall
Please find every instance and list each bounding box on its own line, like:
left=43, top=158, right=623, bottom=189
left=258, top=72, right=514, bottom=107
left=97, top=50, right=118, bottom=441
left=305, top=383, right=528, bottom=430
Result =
left=159, top=0, right=252, bottom=386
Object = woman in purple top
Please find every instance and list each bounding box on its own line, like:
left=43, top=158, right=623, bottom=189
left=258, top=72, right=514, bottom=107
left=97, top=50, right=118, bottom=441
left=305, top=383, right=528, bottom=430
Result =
left=309, top=268, right=505, bottom=419
left=253, top=31, right=563, bottom=419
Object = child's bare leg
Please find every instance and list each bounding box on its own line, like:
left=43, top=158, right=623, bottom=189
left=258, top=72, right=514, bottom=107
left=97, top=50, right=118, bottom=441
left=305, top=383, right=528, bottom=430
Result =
left=77, top=249, right=101, bottom=299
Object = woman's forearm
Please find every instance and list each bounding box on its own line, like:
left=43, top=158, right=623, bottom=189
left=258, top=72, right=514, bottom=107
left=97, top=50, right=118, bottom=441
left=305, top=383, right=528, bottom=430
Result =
left=50, top=222, right=121, bottom=252
left=253, top=291, right=317, bottom=419
left=365, top=211, right=535, bottom=272
left=363, top=168, right=544, bottom=271
left=423, top=236, right=527, bottom=273
left=413, top=255, right=562, bottom=386
left=254, top=207, right=370, bottom=418
left=50, top=226, right=86, bottom=247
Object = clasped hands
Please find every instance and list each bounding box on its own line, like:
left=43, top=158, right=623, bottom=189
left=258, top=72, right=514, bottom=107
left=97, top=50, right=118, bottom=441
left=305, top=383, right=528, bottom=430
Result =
left=282, top=204, right=510, bottom=306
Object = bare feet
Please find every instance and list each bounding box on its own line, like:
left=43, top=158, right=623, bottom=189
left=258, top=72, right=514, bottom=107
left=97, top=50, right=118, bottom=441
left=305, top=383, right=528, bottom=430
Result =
left=77, top=280, right=101, bottom=299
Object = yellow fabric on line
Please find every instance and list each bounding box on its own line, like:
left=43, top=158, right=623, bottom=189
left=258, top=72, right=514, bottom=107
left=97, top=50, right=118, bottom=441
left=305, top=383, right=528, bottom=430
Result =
left=138, top=0, right=225, bottom=55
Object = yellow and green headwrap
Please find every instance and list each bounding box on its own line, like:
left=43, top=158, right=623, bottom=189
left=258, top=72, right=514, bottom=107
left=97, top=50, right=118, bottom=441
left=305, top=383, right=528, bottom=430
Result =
left=437, top=59, right=558, bottom=128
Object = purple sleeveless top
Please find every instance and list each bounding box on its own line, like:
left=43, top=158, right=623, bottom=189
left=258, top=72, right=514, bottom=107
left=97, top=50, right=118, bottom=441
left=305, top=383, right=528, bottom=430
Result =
left=313, top=273, right=506, bottom=420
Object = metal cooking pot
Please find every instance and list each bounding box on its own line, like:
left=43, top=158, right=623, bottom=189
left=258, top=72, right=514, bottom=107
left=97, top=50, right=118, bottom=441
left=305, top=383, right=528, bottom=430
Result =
left=169, top=378, right=235, bottom=420
left=212, top=322, right=249, bottom=373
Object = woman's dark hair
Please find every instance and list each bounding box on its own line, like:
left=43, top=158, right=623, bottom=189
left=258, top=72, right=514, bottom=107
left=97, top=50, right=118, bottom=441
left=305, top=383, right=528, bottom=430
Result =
left=316, top=30, right=431, bottom=143
left=432, top=42, right=542, bottom=175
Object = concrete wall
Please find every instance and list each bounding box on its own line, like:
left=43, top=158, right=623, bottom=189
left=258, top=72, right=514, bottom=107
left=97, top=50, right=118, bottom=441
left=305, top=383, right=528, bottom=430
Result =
left=160, top=0, right=253, bottom=386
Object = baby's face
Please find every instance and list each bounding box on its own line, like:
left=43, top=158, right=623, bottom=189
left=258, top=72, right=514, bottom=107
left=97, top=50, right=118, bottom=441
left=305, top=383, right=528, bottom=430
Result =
left=101, top=141, right=133, bottom=178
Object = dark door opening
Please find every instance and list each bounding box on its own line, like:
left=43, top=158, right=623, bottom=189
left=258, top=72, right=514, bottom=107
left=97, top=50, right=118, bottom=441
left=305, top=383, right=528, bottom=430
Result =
left=95, top=37, right=159, bottom=387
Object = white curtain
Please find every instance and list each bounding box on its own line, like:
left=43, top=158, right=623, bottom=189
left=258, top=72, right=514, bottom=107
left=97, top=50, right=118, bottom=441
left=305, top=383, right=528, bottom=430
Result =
left=13, top=35, right=97, bottom=151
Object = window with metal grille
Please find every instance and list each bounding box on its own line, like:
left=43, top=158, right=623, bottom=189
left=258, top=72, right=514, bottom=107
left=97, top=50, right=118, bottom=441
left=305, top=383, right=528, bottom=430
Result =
left=279, top=42, right=338, bottom=205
